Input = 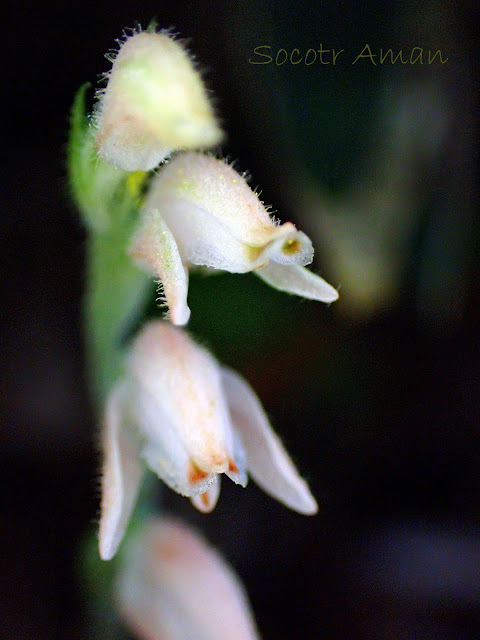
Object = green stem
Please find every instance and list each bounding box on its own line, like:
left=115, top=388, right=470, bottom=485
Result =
left=69, top=83, right=158, bottom=639
left=84, top=227, right=153, bottom=406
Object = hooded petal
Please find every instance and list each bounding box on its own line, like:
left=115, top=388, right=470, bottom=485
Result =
left=116, top=518, right=261, bottom=640
left=255, top=260, right=339, bottom=303
left=127, top=321, right=237, bottom=476
left=146, top=152, right=277, bottom=244
left=129, top=208, right=190, bottom=325
left=143, top=152, right=314, bottom=272
left=135, top=197, right=256, bottom=273
left=99, top=382, right=145, bottom=561
left=222, top=368, right=318, bottom=515
left=94, top=31, right=223, bottom=171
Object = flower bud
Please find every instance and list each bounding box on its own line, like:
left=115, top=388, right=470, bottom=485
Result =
left=94, top=31, right=223, bottom=171
left=116, top=518, right=260, bottom=640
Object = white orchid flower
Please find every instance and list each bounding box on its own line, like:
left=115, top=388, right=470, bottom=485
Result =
left=99, top=320, right=317, bottom=560
left=94, top=31, right=223, bottom=171
left=116, top=517, right=260, bottom=640
left=129, top=152, right=339, bottom=325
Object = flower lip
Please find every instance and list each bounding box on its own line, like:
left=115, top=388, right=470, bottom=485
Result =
left=264, top=228, right=314, bottom=266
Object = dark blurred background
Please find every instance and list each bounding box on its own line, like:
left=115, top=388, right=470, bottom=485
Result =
left=1, top=1, right=479, bottom=638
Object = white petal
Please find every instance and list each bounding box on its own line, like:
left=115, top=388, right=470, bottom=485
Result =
left=129, top=209, right=191, bottom=325
left=255, top=261, right=339, bottom=303
left=99, top=382, right=144, bottom=561
left=128, top=322, right=236, bottom=476
left=128, top=379, right=216, bottom=498
left=157, top=197, right=313, bottom=274
left=191, top=475, right=221, bottom=513
left=116, top=518, right=261, bottom=640
left=145, top=153, right=276, bottom=245
left=155, top=196, right=259, bottom=272
left=222, top=368, right=318, bottom=515
left=96, top=123, right=170, bottom=172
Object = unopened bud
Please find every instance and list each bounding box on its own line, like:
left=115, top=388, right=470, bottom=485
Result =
left=94, top=31, right=223, bottom=171
left=116, top=518, right=261, bottom=640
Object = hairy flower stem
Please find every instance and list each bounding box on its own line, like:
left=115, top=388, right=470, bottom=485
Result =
left=85, top=228, right=152, bottom=405
left=69, top=84, right=158, bottom=639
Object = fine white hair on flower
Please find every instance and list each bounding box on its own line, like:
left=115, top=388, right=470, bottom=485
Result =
left=93, top=29, right=223, bottom=171
left=116, top=517, right=261, bottom=640
left=99, top=320, right=318, bottom=561
left=129, top=151, right=339, bottom=325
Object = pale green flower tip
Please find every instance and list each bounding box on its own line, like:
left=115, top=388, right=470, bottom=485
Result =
left=94, top=31, right=224, bottom=171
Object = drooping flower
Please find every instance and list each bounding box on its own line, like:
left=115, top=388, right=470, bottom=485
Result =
left=116, top=517, right=260, bottom=640
left=99, top=320, right=317, bottom=560
left=94, top=31, right=223, bottom=171
left=129, top=151, right=339, bottom=325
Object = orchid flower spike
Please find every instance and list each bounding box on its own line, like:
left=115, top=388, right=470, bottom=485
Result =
left=94, top=31, right=223, bottom=171
left=116, top=518, right=260, bottom=640
left=129, top=152, right=339, bottom=325
left=99, top=320, right=317, bottom=560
